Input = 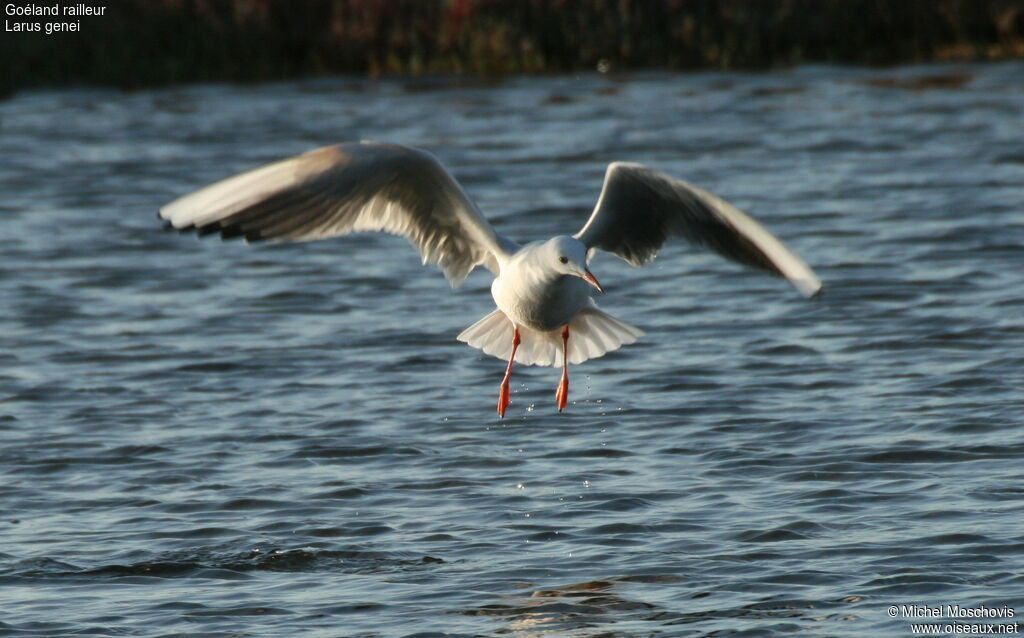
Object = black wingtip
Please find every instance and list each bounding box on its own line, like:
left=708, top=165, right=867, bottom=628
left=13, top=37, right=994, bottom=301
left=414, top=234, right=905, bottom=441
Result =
left=157, top=208, right=177, bottom=230
left=207, top=221, right=263, bottom=242
left=220, top=224, right=246, bottom=240
left=160, top=220, right=197, bottom=234
left=157, top=214, right=261, bottom=242
left=196, top=222, right=222, bottom=237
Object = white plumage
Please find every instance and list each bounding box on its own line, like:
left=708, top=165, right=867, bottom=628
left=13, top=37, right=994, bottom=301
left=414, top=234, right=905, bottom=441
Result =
left=457, top=304, right=645, bottom=367
left=160, top=141, right=821, bottom=415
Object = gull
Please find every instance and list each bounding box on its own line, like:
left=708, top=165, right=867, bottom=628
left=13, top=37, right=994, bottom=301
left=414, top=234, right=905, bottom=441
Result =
left=160, top=141, right=821, bottom=416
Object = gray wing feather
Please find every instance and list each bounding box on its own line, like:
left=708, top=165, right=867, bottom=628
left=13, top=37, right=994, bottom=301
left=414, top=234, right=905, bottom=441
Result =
left=160, top=141, right=517, bottom=286
left=575, top=162, right=822, bottom=297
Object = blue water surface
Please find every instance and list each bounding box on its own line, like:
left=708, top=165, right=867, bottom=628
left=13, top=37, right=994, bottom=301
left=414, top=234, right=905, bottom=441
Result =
left=1, top=62, right=1023, bottom=637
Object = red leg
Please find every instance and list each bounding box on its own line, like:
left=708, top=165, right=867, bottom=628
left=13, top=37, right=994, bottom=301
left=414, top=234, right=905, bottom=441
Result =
left=555, top=325, right=569, bottom=412
left=497, top=327, right=521, bottom=417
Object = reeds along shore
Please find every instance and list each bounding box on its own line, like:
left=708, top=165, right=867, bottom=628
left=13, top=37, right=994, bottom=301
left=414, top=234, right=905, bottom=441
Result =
left=2, top=0, right=1023, bottom=93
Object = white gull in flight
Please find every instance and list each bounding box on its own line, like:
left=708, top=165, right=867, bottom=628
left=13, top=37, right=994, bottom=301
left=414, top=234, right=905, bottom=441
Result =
left=160, top=141, right=821, bottom=416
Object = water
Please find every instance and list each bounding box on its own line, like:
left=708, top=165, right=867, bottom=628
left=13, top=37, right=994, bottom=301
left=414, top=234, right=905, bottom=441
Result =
left=1, top=62, right=1023, bottom=637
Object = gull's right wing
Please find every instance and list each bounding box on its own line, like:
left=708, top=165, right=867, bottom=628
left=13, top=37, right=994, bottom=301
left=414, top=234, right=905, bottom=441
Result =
left=160, top=141, right=520, bottom=286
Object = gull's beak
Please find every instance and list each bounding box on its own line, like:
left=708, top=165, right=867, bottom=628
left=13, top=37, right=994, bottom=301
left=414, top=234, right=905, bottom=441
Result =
left=580, top=268, right=604, bottom=293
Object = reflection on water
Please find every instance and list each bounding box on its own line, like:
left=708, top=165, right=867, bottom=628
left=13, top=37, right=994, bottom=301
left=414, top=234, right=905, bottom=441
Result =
left=1, top=61, right=1023, bottom=636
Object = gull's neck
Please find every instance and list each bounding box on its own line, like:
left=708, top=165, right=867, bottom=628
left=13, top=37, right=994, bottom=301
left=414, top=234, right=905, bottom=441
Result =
left=503, top=241, right=560, bottom=287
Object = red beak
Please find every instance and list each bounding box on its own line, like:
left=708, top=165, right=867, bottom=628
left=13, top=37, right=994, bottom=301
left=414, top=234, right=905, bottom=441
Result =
left=581, top=268, right=604, bottom=293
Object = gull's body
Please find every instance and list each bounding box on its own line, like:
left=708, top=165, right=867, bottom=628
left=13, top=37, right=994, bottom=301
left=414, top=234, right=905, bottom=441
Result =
left=492, top=238, right=594, bottom=331
left=160, top=141, right=821, bottom=415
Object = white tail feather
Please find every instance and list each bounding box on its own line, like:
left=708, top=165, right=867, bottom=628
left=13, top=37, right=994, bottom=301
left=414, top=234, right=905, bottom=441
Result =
left=457, top=307, right=644, bottom=367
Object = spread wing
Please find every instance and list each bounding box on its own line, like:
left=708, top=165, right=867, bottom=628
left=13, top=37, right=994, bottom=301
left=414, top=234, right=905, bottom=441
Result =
left=159, top=141, right=518, bottom=286
left=574, top=162, right=822, bottom=297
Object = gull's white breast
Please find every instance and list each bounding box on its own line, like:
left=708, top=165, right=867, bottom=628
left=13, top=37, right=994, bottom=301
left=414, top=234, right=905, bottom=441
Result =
left=491, top=261, right=592, bottom=332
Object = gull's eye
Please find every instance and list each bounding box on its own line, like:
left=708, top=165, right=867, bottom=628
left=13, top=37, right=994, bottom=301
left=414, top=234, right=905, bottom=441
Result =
left=559, top=256, right=569, bottom=264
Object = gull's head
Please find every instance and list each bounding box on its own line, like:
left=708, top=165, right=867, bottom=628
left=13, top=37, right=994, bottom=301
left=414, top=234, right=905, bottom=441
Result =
left=545, top=236, right=603, bottom=293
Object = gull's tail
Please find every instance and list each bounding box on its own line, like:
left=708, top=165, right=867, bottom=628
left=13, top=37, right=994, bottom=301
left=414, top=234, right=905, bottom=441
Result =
left=457, top=306, right=644, bottom=367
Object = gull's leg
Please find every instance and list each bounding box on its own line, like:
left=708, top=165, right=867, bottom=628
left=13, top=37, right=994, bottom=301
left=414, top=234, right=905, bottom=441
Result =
left=556, top=325, right=569, bottom=412
left=497, top=327, right=521, bottom=418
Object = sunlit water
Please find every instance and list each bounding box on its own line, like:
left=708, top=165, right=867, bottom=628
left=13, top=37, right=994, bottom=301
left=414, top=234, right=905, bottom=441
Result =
left=1, top=62, right=1023, bottom=637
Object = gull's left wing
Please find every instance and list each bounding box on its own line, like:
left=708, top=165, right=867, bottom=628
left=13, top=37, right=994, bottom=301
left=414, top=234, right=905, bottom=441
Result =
left=574, top=162, right=822, bottom=297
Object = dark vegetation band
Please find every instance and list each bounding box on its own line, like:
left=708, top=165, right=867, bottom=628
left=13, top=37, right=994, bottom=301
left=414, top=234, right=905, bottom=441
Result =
left=3, top=0, right=1023, bottom=93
